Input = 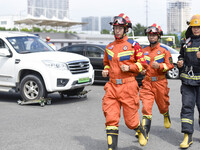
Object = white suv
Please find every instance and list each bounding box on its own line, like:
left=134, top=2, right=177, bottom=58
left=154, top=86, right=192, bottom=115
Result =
left=0, top=32, right=94, bottom=101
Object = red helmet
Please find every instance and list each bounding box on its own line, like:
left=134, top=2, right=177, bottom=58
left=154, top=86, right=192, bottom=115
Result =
left=46, top=36, right=50, bottom=41
left=145, top=23, right=163, bottom=36
left=110, top=13, right=132, bottom=28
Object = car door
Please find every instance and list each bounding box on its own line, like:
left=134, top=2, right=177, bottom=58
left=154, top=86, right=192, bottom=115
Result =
left=0, top=38, right=16, bottom=87
left=85, top=45, right=108, bottom=81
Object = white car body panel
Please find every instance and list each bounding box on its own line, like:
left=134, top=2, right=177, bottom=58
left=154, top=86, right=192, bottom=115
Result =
left=0, top=32, right=94, bottom=94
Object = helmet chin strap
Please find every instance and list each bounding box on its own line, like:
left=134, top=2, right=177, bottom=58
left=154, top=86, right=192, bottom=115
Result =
left=150, top=41, right=158, bottom=44
left=114, top=33, right=126, bottom=39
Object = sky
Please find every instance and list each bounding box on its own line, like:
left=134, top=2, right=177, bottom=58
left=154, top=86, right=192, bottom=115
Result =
left=0, top=0, right=199, bottom=33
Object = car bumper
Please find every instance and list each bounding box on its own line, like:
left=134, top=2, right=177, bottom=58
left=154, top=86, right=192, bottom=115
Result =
left=42, top=68, right=94, bottom=92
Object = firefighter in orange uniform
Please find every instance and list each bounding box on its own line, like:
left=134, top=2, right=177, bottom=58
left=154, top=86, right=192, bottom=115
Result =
left=102, top=13, right=148, bottom=149
left=138, top=24, right=174, bottom=140
left=46, top=36, right=56, bottom=50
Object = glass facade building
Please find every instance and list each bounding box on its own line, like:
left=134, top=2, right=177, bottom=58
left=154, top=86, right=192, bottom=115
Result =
left=27, top=0, right=69, bottom=19
left=167, top=0, right=191, bottom=33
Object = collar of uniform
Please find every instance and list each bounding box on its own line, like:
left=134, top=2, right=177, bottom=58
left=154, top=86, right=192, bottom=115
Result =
left=191, top=35, right=200, bottom=39
left=115, top=35, right=128, bottom=44
left=150, top=42, right=160, bottom=51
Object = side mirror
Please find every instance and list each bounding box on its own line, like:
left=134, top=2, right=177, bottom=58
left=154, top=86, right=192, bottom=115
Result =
left=0, top=48, right=11, bottom=57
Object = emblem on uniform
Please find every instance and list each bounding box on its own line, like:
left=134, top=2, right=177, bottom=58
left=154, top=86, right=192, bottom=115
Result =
left=123, top=45, right=128, bottom=50
left=144, top=51, right=149, bottom=55
left=157, top=50, right=161, bottom=54
left=136, top=52, right=143, bottom=57
left=109, top=45, right=114, bottom=50
left=169, top=57, right=173, bottom=64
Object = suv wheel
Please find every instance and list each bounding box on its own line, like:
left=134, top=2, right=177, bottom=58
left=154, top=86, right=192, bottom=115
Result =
left=20, top=75, right=47, bottom=101
left=167, top=64, right=179, bottom=79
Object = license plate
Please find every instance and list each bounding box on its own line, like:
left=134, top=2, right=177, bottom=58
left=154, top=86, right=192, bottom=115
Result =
left=78, top=77, right=90, bottom=83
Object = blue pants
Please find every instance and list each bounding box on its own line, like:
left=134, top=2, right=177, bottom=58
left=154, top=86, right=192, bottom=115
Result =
left=180, top=84, right=200, bottom=134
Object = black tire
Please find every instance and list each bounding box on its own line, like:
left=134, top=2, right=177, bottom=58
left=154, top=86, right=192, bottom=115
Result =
left=20, top=74, right=47, bottom=101
left=61, top=87, right=84, bottom=96
left=166, top=64, right=179, bottom=79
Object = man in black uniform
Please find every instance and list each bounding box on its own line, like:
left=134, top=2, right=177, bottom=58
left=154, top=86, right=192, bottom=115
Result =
left=177, top=14, right=200, bottom=149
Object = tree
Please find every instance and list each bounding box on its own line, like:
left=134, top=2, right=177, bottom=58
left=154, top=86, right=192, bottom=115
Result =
left=132, top=23, right=146, bottom=36
left=33, top=27, right=41, bottom=32
left=101, top=29, right=110, bottom=34
left=0, top=27, right=6, bottom=31
left=181, top=30, right=186, bottom=39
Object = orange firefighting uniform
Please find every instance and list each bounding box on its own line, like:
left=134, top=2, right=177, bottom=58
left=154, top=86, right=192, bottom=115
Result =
left=102, top=36, right=147, bottom=129
left=139, top=43, right=174, bottom=117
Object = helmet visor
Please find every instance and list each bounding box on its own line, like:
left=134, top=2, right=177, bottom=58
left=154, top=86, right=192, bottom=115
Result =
left=146, top=26, right=159, bottom=33
left=112, top=16, right=126, bottom=25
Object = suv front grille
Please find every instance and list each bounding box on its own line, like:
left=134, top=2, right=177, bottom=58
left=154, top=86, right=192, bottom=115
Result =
left=67, top=60, right=90, bottom=74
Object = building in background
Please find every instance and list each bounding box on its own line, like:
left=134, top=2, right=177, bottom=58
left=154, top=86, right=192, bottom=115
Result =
left=101, top=16, right=112, bottom=32
left=0, top=16, right=22, bottom=29
left=167, top=0, right=191, bottom=34
left=82, top=17, right=99, bottom=31
left=28, top=0, right=69, bottom=19
left=81, top=16, right=113, bottom=33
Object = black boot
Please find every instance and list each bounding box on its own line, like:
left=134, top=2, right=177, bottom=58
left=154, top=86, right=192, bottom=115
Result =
left=135, top=124, right=148, bottom=146
left=106, top=129, right=118, bottom=150
left=180, top=133, right=193, bottom=149
left=142, top=116, right=151, bottom=139
left=135, top=116, right=151, bottom=139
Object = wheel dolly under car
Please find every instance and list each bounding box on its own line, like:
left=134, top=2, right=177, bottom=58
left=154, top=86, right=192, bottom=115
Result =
left=59, top=89, right=91, bottom=99
left=17, top=97, right=52, bottom=107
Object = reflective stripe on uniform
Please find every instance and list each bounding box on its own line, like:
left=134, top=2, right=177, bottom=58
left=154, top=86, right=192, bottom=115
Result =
left=106, top=126, right=118, bottom=130
left=180, top=73, right=200, bottom=80
left=181, top=118, right=193, bottom=124
left=104, top=65, right=110, bottom=70
left=106, top=48, right=114, bottom=57
left=163, top=63, right=168, bottom=72
left=144, top=55, right=150, bottom=64
left=118, top=51, right=134, bottom=57
left=143, top=115, right=152, bottom=120
left=118, top=51, right=134, bottom=61
left=106, top=49, right=114, bottom=60
left=154, top=54, right=165, bottom=62
left=186, top=47, right=200, bottom=52
left=135, top=62, right=143, bottom=72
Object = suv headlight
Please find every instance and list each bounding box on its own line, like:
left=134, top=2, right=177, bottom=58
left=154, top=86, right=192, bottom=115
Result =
left=42, top=60, right=68, bottom=70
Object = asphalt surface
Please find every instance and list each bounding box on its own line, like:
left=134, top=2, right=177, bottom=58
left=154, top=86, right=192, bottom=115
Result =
left=0, top=79, right=200, bottom=150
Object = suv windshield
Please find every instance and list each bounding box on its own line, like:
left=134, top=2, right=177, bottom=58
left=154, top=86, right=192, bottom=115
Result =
left=7, top=36, right=54, bottom=53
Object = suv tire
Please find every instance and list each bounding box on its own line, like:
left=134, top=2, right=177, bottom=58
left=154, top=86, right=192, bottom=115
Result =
left=20, top=74, right=47, bottom=101
left=166, top=64, right=179, bottom=79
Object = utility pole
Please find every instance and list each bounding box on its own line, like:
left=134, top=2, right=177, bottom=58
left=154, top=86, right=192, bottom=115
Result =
left=146, top=0, right=148, bottom=27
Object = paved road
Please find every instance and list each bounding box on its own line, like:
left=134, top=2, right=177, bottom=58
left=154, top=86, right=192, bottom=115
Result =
left=0, top=79, right=199, bottom=150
